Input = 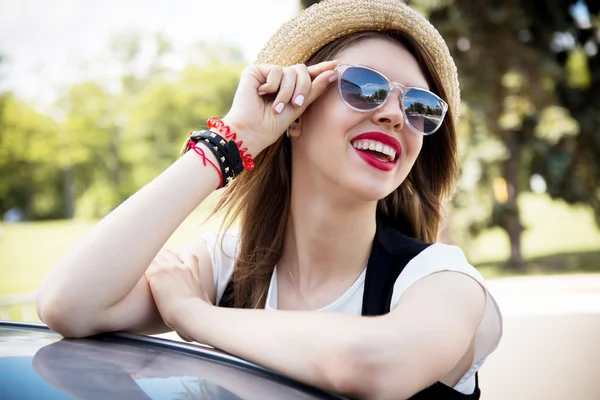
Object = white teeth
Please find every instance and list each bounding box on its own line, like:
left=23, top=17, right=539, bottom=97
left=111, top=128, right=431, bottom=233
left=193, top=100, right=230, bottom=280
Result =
left=351, top=139, right=397, bottom=162
left=382, top=145, right=396, bottom=160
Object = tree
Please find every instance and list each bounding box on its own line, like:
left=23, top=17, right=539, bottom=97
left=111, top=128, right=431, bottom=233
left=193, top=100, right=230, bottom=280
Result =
left=124, top=61, right=243, bottom=189
left=56, top=34, right=244, bottom=218
left=523, top=0, right=600, bottom=226
left=57, top=81, right=123, bottom=218
left=0, top=95, right=62, bottom=219
left=421, top=0, right=581, bottom=267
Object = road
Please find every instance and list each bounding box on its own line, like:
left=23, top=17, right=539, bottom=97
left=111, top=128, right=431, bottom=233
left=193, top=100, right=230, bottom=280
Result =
left=480, top=274, right=600, bottom=400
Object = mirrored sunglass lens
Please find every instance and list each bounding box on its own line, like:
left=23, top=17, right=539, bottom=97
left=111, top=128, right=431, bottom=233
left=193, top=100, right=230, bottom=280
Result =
left=404, top=89, right=444, bottom=134
left=340, top=68, right=389, bottom=110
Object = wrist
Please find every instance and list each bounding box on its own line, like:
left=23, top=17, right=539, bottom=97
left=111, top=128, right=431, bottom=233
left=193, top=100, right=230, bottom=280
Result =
left=220, top=115, right=265, bottom=157
left=176, top=297, right=213, bottom=341
left=184, top=141, right=223, bottom=190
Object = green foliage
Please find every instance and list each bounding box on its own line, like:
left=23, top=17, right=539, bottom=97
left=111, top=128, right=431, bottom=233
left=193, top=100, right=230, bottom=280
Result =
left=125, top=63, right=242, bottom=188
left=418, top=0, right=600, bottom=266
left=0, top=33, right=243, bottom=220
left=0, top=95, right=63, bottom=219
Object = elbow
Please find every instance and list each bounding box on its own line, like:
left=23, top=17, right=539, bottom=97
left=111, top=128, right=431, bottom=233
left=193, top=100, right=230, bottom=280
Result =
left=36, top=293, right=97, bottom=338
left=322, top=343, right=417, bottom=400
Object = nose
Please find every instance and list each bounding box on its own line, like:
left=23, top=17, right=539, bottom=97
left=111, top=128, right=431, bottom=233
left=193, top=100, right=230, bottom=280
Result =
left=371, top=88, right=404, bottom=130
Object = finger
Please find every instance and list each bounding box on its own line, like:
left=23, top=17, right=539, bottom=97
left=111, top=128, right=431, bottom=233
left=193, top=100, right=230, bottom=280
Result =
left=291, top=64, right=310, bottom=108
left=271, top=67, right=298, bottom=113
left=156, top=249, right=182, bottom=266
left=178, top=251, right=200, bottom=280
left=256, top=65, right=283, bottom=95
left=307, top=60, right=339, bottom=79
left=304, top=69, right=339, bottom=106
left=203, top=291, right=212, bottom=305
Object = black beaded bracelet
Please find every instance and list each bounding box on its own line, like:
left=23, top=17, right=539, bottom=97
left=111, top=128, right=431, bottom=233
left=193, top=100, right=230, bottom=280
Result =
left=201, top=130, right=244, bottom=177
left=189, top=130, right=244, bottom=186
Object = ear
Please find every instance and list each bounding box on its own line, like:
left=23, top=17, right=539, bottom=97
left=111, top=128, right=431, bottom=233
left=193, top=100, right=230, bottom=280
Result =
left=287, top=118, right=302, bottom=138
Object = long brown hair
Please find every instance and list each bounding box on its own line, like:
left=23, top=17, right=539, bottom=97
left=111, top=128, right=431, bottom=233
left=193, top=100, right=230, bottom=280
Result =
left=213, top=31, right=459, bottom=308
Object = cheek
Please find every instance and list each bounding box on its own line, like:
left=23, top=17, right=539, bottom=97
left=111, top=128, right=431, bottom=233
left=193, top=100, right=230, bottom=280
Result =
left=404, top=133, right=423, bottom=163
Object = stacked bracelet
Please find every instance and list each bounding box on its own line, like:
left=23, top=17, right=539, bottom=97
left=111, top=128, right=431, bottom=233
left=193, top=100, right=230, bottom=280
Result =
left=189, top=130, right=244, bottom=186
left=207, top=117, right=255, bottom=171
left=181, top=118, right=255, bottom=189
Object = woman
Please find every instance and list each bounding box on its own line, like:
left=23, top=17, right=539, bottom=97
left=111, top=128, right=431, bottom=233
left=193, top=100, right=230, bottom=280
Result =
left=36, top=0, right=502, bottom=398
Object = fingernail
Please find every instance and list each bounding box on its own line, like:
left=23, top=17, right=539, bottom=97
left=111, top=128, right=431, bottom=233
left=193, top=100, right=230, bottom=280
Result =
left=275, top=102, right=285, bottom=114
left=328, top=74, right=338, bottom=83
left=294, top=94, right=305, bottom=107
left=258, top=91, right=266, bottom=96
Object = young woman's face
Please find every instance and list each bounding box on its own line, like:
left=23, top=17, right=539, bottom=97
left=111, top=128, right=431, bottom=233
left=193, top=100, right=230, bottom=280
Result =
left=292, top=37, right=429, bottom=203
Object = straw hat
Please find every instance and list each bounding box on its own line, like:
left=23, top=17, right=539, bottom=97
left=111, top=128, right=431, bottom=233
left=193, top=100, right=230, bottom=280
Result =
left=255, top=0, right=460, bottom=126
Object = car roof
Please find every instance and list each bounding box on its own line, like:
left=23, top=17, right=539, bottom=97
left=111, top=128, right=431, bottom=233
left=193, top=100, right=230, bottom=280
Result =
left=0, top=321, right=348, bottom=400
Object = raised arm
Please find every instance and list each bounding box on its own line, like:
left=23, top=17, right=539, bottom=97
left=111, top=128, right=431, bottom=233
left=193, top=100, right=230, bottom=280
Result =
left=35, top=61, right=339, bottom=338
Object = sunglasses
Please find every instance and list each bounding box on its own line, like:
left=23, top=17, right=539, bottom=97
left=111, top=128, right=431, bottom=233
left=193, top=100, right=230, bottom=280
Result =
left=334, top=64, right=448, bottom=135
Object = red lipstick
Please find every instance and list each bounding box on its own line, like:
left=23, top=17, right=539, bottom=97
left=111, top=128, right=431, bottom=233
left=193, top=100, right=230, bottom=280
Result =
left=350, top=131, right=403, bottom=172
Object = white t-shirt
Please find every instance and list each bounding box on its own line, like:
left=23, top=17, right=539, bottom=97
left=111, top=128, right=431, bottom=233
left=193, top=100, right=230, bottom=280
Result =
left=202, top=231, right=503, bottom=395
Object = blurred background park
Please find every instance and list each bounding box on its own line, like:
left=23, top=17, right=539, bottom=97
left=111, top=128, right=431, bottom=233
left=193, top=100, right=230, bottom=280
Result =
left=0, top=0, right=599, bottom=397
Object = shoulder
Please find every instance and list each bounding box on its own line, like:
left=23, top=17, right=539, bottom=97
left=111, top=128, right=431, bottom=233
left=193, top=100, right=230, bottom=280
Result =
left=391, top=243, right=487, bottom=306
left=201, top=230, right=240, bottom=255
left=391, top=242, right=503, bottom=381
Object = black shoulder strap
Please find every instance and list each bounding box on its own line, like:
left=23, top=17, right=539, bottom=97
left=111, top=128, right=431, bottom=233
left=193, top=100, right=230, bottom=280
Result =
left=361, top=221, right=431, bottom=316
left=218, top=274, right=253, bottom=308
left=218, top=279, right=235, bottom=308
left=409, top=375, right=481, bottom=399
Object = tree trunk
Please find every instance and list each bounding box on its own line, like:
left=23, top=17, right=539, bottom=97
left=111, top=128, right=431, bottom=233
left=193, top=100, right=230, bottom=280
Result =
left=63, top=167, right=75, bottom=218
left=503, top=129, right=525, bottom=268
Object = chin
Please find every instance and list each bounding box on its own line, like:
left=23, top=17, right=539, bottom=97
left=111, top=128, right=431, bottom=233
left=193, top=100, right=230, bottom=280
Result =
left=344, top=178, right=398, bottom=203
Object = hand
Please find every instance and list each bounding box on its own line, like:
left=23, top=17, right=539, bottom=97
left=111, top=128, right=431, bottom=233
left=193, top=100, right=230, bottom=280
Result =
left=145, top=250, right=210, bottom=341
left=223, top=60, right=339, bottom=155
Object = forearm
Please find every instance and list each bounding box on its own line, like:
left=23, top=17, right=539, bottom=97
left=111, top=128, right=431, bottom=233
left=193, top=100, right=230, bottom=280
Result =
left=178, top=300, right=379, bottom=397
left=37, top=149, right=219, bottom=320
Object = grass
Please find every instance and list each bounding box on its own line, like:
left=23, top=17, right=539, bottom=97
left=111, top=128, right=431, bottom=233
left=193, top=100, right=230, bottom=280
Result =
left=465, top=193, right=600, bottom=278
left=476, top=249, right=600, bottom=279
left=0, top=192, right=225, bottom=296
left=1, top=193, right=599, bottom=297
left=467, top=193, right=600, bottom=264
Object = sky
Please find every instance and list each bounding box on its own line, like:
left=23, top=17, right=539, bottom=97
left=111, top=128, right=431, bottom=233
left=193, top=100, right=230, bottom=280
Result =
left=0, top=0, right=299, bottom=109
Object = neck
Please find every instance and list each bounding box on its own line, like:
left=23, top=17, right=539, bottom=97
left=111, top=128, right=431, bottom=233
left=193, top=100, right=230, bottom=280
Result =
left=280, top=172, right=377, bottom=292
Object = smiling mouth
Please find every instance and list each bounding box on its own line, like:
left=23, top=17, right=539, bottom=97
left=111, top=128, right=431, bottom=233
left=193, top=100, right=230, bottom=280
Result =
left=350, top=139, right=397, bottom=162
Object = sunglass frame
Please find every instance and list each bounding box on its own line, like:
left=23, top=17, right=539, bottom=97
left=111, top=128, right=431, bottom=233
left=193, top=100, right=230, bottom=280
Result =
left=334, top=63, right=449, bottom=135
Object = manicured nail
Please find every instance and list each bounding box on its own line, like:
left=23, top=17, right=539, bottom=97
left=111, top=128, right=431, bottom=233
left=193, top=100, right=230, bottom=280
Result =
left=294, top=94, right=305, bottom=107
left=275, top=102, right=285, bottom=114
left=328, top=74, right=338, bottom=83
left=258, top=91, right=266, bottom=96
